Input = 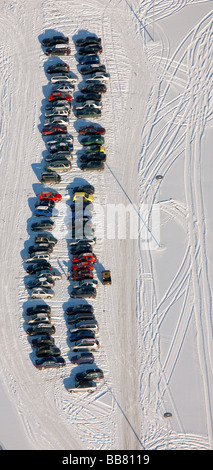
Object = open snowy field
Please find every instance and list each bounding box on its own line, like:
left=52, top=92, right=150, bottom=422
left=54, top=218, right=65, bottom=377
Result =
left=0, top=0, right=212, bottom=451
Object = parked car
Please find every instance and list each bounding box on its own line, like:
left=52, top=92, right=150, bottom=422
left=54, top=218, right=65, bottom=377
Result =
left=45, top=133, right=73, bottom=144
left=48, top=92, right=72, bottom=102
left=35, top=356, right=65, bottom=369
left=26, top=278, right=54, bottom=290
left=80, top=64, right=106, bottom=75
left=69, top=338, right=100, bottom=352
left=53, top=83, right=75, bottom=93
left=69, top=320, right=99, bottom=332
left=43, top=116, right=69, bottom=127
left=50, top=73, right=78, bottom=84
left=30, top=287, right=55, bottom=299
left=66, top=379, right=97, bottom=393
left=45, top=107, right=70, bottom=118
left=76, top=36, right=101, bottom=47
left=71, top=270, right=94, bottom=281
left=48, top=142, right=73, bottom=153
left=25, top=261, right=52, bottom=275
left=75, top=107, right=101, bottom=119
left=78, top=54, right=100, bottom=65
left=80, top=135, right=104, bottom=146
left=68, top=237, right=96, bottom=247
left=80, top=161, right=105, bottom=171
left=44, top=159, right=71, bottom=172
left=66, top=304, right=94, bottom=315
left=42, top=36, right=69, bottom=47
left=80, top=153, right=106, bottom=162
left=28, top=243, right=53, bottom=254
left=73, top=191, right=94, bottom=203
left=66, top=314, right=96, bottom=324
left=26, top=304, right=51, bottom=316
left=24, top=252, right=50, bottom=263
left=34, top=235, right=57, bottom=246
left=46, top=62, right=70, bottom=73
left=30, top=220, right=54, bottom=231
left=85, top=72, right=110, bottom=82
left=70, top=329, right=96, bottom=342
left=70, top=352, right=94, bottom=365
left=45, top=101, right=71, bottom=111
left=76, top=92, right=101, bottom=103
left=73, top=279, right=98, bottom=289
left=39, top=190, right=62, bottom=202
left=81, top=83, right=106, bottom=94
left=78, top=44, right=102, bottom=55
left=34, top=207, right=54, bottom=218
left=45, top=151, right=72, bottom=162
left=75, top=100, right=102, bottom=111
left=72, top=184, right=94, bottom=195
left=70, top=286, right=96, bottom=299
left=45, top=45, right=71, bottom=56
left=36, top=345, right=61, bottom=357
left=75, top=367, right=104, bottom=382
left=35, top=270, right=62, bottom=281
left=70, top=244, right=93, bottom=256
left=78, top=124, right=105, bottom=135
left=27, top=324, right=56, bottom=336
left=42, top=125, right=67, bottom=135
left=40, top=172, right=61, bottom=184
left=26, top=314, right=51, bottom=324
left=31, top=335, right=55, bottom=347
left=72, top=253, right=97, bottom=263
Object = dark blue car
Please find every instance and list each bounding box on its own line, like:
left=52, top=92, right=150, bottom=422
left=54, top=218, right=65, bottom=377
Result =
left=70, top=352, right=94, bottom=365
left=78, top=54, right=100, bottom=65
left=70, top=329, right=95, bottom=342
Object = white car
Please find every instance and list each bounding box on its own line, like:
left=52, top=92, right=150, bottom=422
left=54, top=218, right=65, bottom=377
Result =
left=85, top=72, right=110, bottom=83
left=53, top=83, right=75, bottom=93
left=66, top=380, right=97, bottom=393
left=43, top=116, right=69, bottom=127
left=45, top=108, right=69, bottom=118
left=74, top=100, right=102, bottom=110
left=70, top=320, right=99, bottom=333
left=36, top=271, right=62, bottom=281
left=50, top=73, right=78, bottom=84
left=73, top=279, right=98, bottom=289
left=70, top=338, right=100, bottom=352
left=26, top=314, right=51, bottom=324
left=30, top=287, right=55, bottom=299
left=24, top=252, right=50, bottom=262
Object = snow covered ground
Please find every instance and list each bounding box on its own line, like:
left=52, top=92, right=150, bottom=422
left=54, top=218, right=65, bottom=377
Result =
left=0, top=0, right=212, bottom=451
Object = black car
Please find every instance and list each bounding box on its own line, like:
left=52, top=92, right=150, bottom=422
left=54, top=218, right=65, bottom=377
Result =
left=66, top=304, right=94, bottom=315
left=35, top=356, right=65, bottom=369
left=28, top=243, right=53, bottom=254
left=35, top=199, right=55, bottom=209
left=36, top=345, right=61, bottom=357
left=27, top=324, right=56, bottom=336
left=75, top=108, right=101, bottom=119
left=25, top=261, right=52, bottom=274
left=78, top=44, right=102, bottom=55
left=67, top=314, right=96, bottom=324
left=76, top=36, right=101, bottom=47
left=42, top=36, right=69, bottom=47
left=70, top=352, right=94, bottom=365
left=72, top=184, right=95, bottom=195
left=45, top=101, right=71, bottom=111
left=75, top=367, right=104, bottom=382
left=70, top=245, right=93, bottom=256
left=80, top=161, right=105, bottom=171
left=80, top=64, right=106, bottom=75
left=80, top=153, right=106, bottom=162
left=46, top=62, right=70, bottom=74
left=30, top=220, right=55, bottom=232
left=81, top=83, right=106, bottom=94
left=76, top=92, right=101, bottom=103
left=45, top=45, right=71, bottom=56
left=40, top=172, right=61, bottom=184
left=26, top=304, right=51, bottom=316
left=70, top=286, right=97, bottom=299
left=70, top=329, right=96, bottom=342
left=48, top=142, right=73, bottom=153
left=31, top=335, right=55, bottom=347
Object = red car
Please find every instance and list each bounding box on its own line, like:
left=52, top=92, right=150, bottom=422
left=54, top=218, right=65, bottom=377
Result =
left=48, top=92, right=72, bottom=102
left=71, top=262, right=94, bottom=272
left=72, top=253, right=97, bottom=263
left=71, top=270, right=94, bottom=280
left=78, top=125, right=105, bottom=135
left=42, top=125, right=68, bottom=135
left=39, top=191, right=62, bottom=202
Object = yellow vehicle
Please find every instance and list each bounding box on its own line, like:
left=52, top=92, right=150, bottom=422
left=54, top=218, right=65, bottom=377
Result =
left=73, top=192, right=94, bottom=203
